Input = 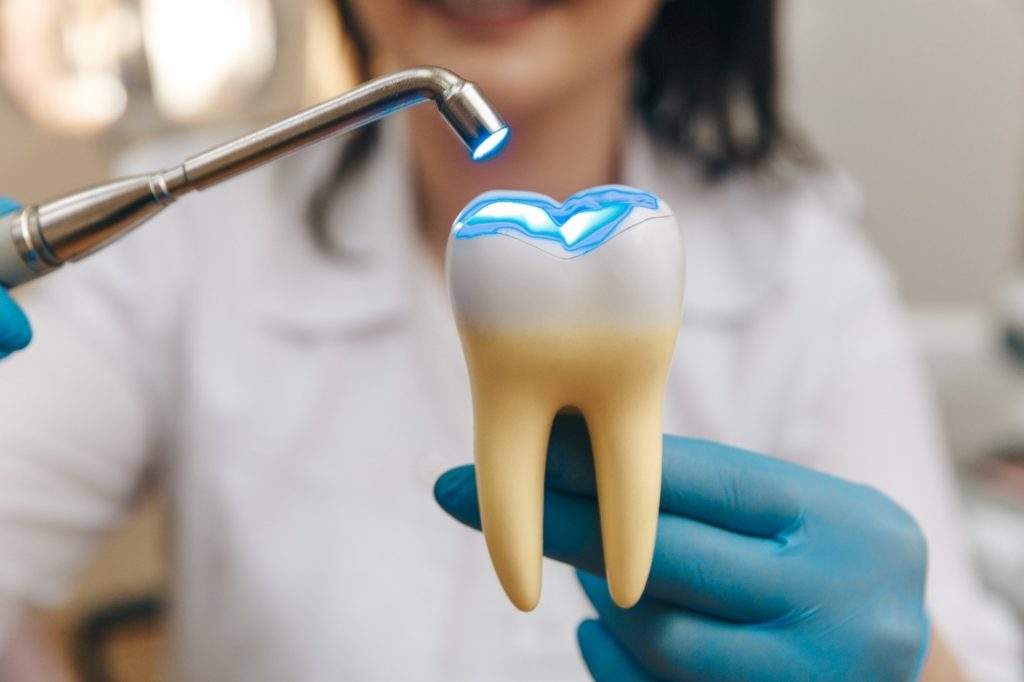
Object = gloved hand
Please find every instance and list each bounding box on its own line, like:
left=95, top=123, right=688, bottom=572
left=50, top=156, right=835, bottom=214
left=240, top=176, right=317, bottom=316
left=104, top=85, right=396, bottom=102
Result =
left=435, top=414, right=930, bottom=681
left=0, top=196, right=32, bottom=358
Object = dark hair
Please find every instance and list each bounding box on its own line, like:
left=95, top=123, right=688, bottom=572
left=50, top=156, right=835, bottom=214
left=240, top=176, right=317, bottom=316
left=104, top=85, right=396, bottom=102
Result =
left=636, top=1, right=786, bottom=177
left=310, top=0, right=791, bottom=247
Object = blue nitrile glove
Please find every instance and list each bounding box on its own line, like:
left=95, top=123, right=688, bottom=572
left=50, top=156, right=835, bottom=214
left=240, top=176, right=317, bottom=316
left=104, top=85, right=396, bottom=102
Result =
left=0, top=197, right=32, bottom=358
left=435, top=415, right=930, bottom=681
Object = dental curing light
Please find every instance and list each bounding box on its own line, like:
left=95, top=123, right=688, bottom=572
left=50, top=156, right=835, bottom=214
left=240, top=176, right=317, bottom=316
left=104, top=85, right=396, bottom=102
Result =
left=471, top=126, right=510, bottom=161
left=0, top=66, right=509, bottom=287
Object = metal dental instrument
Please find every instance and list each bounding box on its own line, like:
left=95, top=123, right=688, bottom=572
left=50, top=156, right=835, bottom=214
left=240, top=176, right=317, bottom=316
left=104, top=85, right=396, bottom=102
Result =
left=0, top=66, right=510, bottom=288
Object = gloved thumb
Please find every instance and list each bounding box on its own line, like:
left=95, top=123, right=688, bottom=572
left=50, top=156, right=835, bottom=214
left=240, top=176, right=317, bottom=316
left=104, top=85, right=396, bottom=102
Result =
left=0, top=198, right=33, bottom=355
left=577, top=619, right=652, bottom=682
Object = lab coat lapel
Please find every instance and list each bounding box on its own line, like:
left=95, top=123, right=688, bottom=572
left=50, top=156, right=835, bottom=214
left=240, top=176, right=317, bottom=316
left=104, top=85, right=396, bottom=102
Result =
left=252, top=122, right=417, bottom=334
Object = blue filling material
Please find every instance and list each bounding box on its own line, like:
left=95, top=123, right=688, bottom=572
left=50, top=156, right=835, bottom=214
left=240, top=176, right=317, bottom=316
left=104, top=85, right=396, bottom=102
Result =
left=454, top=186, right=659, bottom=255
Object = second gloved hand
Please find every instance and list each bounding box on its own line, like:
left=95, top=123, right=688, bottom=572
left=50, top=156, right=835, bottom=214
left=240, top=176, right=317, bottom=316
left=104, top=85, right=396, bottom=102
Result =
left=435, top=415, right=929, bottom=681
left=0, top=197, right=31, bottom=358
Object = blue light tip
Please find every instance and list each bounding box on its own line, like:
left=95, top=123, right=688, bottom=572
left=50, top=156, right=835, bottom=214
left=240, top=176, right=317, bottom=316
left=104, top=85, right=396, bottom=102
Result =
left=471, top=127, right=510, bottom=161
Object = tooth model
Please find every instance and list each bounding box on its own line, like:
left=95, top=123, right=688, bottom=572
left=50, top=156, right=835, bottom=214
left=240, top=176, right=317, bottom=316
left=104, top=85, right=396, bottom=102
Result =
left=446, top=186, right=685, bottom=611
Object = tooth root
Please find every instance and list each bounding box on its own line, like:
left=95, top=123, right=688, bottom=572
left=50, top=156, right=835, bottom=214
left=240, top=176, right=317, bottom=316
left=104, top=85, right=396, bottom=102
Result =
left=585, top=403, right=663, bottom=608
left=464, top=330, right=557, bottom=612
left=581, top=336, right=673, bottom=609
left=461, top=326, right=676, bottom=610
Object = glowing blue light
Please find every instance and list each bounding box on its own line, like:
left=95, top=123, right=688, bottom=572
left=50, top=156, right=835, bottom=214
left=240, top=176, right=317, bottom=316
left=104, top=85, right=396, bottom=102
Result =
left=454, top=186, right=659, bottom=255
left=471, top=127, right=510, bottom=161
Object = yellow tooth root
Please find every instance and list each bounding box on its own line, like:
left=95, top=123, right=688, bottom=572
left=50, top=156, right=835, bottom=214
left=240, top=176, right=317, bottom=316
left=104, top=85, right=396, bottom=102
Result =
left=472, top=385, right=552, bottom=612
left=583, top=389, right=665, bottom=608
left=462, top=327, right=563, bottom=612
left=459, top=325, right=678, bottom=611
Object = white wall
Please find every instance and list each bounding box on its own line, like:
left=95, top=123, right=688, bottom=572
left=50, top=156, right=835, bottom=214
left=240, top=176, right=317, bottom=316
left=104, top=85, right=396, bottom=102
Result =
left=783, top=0, right=1024, bottom=305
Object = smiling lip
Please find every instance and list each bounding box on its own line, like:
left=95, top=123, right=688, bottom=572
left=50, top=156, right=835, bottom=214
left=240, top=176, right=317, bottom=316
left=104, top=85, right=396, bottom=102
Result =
left=422, top=0, right=555, bottom=31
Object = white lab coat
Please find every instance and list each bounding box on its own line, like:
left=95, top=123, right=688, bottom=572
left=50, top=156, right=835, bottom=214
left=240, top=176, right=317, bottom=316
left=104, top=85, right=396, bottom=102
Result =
left=0, top=122, right=1019, bottom=681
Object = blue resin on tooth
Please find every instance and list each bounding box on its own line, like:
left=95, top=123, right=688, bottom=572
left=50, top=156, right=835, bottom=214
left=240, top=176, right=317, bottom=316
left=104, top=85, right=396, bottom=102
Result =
left=454, top=186, right=659, bottom=255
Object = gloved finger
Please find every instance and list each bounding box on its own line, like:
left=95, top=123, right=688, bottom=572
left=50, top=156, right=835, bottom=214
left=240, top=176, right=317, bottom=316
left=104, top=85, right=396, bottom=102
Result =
left=0, top=198, right=33, bottom=354
left=544, top=414, right=803, bottom=538
left=0, top=291, right=32, bottom=356
left=0, top=196, right=20, bottom=216
left=577, top=619, right=655, bottom=682
left=435, top=466, right=798, bottom=622
left=577, top=571, right=788, bottom=682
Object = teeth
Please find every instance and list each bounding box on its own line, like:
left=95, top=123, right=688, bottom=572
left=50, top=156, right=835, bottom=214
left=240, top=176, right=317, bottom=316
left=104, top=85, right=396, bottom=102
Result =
left=446, top=186, right=685, bottom=610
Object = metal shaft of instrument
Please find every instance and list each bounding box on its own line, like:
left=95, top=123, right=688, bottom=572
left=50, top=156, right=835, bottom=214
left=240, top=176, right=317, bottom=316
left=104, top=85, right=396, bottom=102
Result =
left=160, top=66, right=469, bottom=198
left=0, top=66, right=507, bottom=288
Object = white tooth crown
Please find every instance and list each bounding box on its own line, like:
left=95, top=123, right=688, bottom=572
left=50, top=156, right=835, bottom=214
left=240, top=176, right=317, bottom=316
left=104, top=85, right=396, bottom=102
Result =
left=446, top=186, right=685, bottom=611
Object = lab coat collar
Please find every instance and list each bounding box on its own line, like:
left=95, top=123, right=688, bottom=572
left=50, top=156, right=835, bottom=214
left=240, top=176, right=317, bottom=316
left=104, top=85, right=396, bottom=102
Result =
left=255, top=120, right=776, bottom=334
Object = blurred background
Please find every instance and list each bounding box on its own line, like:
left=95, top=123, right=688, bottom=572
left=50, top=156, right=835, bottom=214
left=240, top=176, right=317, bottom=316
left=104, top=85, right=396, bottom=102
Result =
left=0, top=0, right=1022, bottom=679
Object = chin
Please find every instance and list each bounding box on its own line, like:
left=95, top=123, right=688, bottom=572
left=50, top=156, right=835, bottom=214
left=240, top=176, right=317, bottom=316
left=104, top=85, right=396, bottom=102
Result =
left=394, top=44, right=564, bottom=119
left=366, top=0, right=639, bottom=118
left=465, top=61, right=563, bottom=117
